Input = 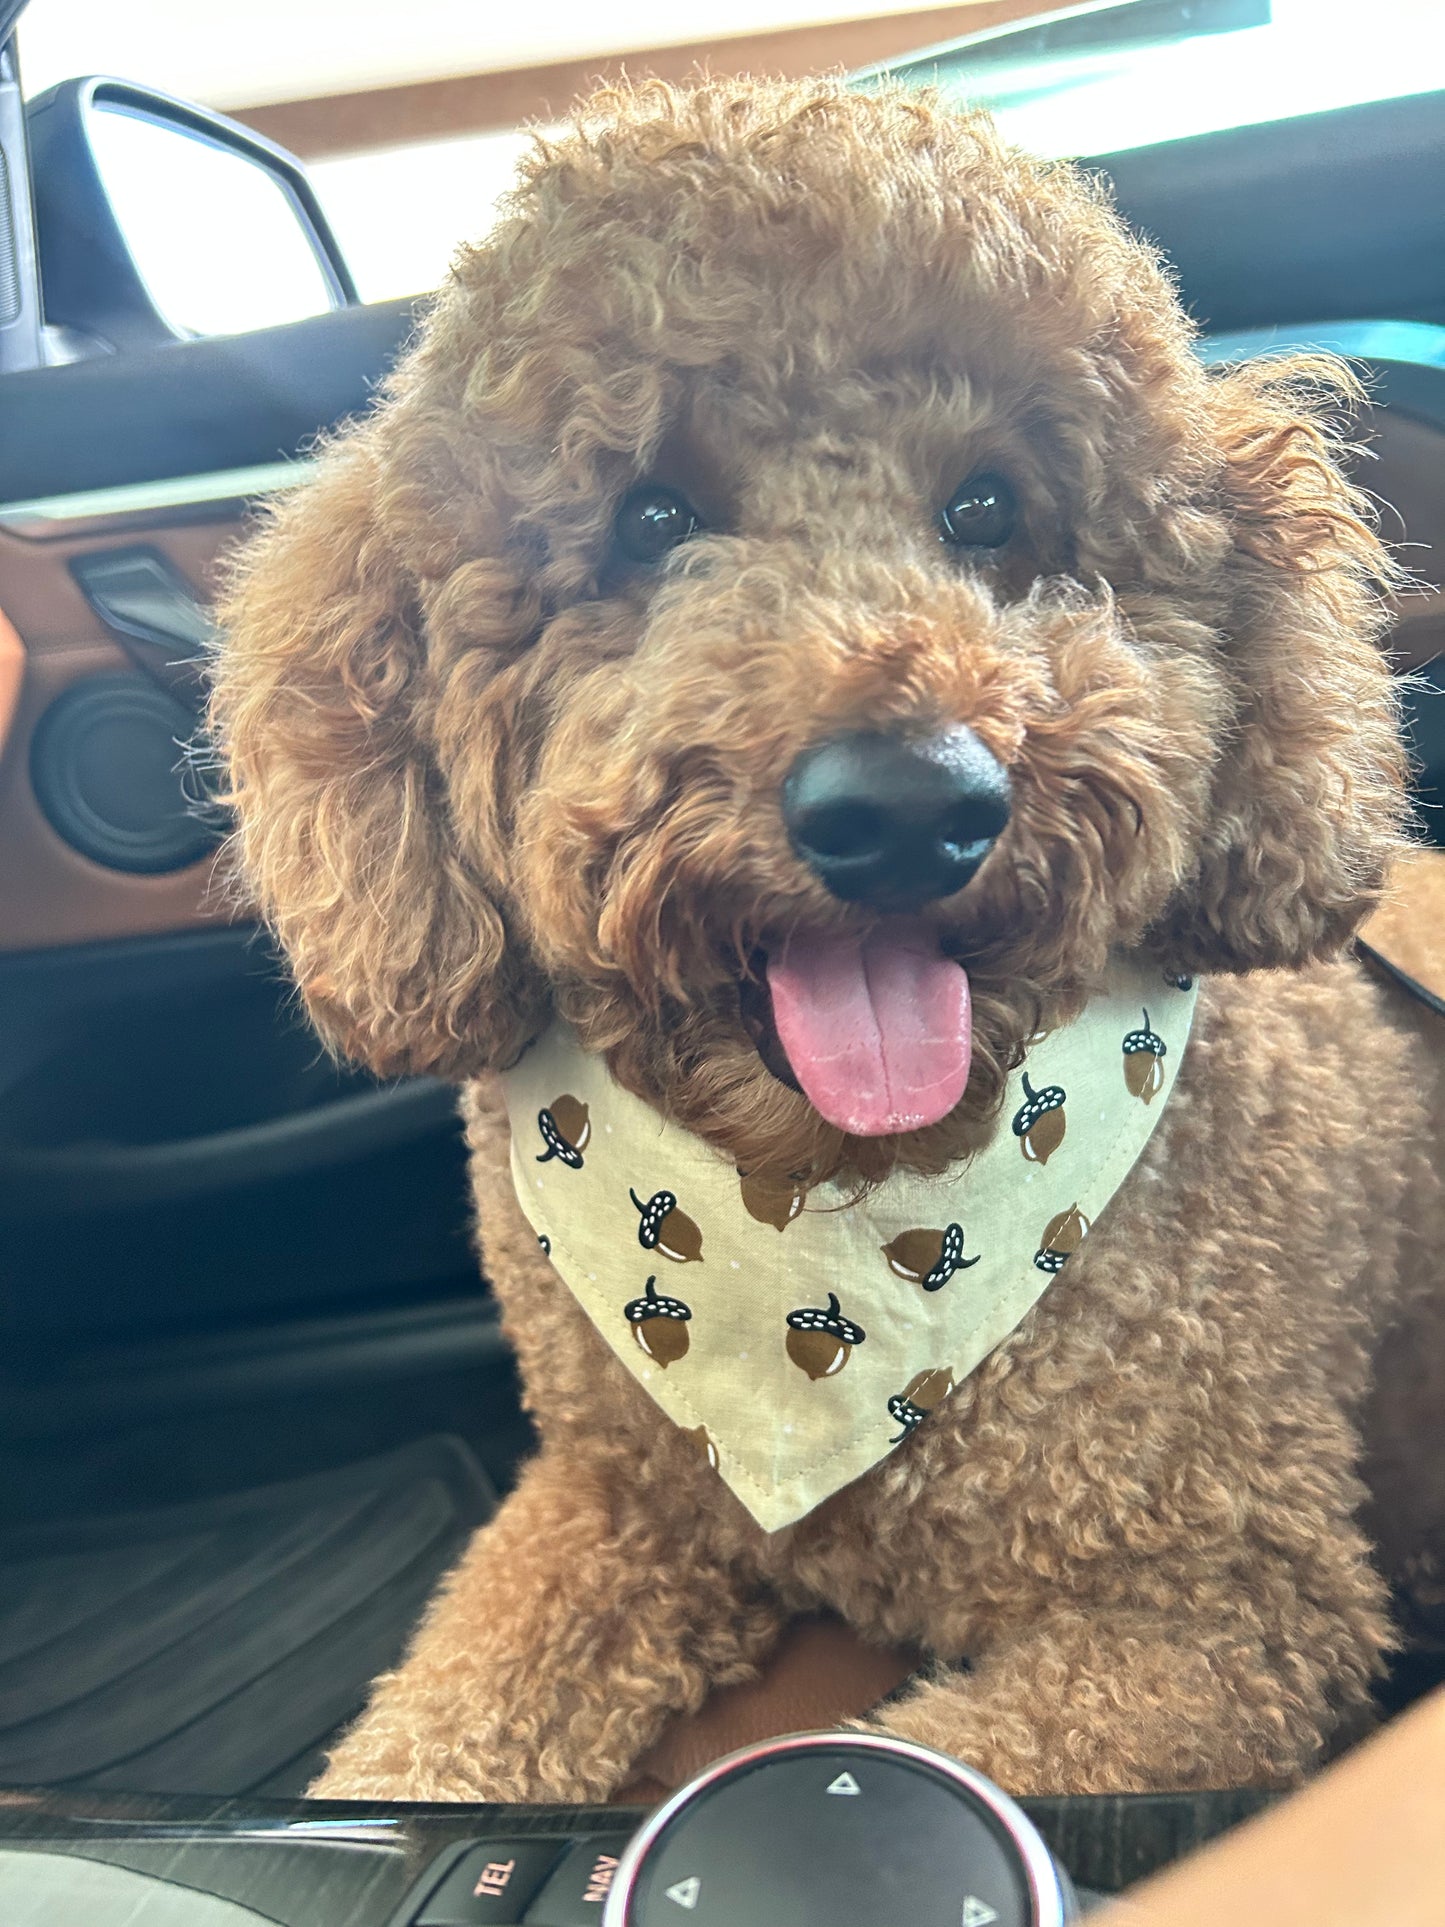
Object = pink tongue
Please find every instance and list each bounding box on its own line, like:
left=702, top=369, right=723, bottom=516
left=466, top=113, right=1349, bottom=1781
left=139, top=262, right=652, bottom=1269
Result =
left=766, top=920, right=972, bottom=1136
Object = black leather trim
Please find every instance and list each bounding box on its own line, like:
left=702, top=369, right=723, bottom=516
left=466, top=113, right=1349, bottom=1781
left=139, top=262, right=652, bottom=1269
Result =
left=0, top=296, right=420, bottom=504
left=1356, top=937, right=1445, bottom=1020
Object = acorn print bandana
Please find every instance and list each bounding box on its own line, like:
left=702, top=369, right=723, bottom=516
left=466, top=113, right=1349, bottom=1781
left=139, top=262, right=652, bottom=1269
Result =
left=500, top=954, right=1198, bottom=1532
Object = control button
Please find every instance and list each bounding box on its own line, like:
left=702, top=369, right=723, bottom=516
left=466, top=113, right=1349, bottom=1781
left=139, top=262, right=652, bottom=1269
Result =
left=418, top=1840, right=567, bottom=1924
left=623, top=1747, right=1035, bottom=1925
left=524, top=1839, right=631, bottom=1924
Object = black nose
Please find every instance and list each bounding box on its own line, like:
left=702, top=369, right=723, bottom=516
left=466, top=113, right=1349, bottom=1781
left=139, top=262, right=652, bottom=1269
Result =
left=782, top=727, right=1011, bottom=909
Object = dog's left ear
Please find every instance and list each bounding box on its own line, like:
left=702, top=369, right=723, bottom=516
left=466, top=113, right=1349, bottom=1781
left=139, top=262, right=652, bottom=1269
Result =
left=1156, top=355, right=1409, bottom=973
left=209, top=429, right=548, bottom=1080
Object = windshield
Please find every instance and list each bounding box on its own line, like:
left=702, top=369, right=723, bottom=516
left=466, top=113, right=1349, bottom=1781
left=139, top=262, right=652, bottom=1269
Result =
left=869, top=0, right=1445, bottom=157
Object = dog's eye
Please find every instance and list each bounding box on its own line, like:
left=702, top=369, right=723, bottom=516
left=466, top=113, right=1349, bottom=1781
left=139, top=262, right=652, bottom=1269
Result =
left=939, top=471, right=1017, bottom=550
left=614, top=485, right=703, bottom=564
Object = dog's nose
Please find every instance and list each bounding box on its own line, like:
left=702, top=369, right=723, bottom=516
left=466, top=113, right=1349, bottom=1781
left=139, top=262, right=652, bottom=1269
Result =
left=782, top=727, right=1011, bottom=908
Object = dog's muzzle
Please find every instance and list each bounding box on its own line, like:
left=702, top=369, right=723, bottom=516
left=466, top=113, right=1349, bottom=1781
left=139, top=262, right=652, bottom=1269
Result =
left=781, top=726, right=1011, bottom=909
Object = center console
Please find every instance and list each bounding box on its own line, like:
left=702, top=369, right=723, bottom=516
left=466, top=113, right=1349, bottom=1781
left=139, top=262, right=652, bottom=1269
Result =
left=0, top=1748, right=1274, bottom=1927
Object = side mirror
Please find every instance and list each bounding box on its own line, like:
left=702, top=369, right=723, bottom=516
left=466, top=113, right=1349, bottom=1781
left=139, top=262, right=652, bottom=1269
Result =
left=26, top=76, right=357, bottom=351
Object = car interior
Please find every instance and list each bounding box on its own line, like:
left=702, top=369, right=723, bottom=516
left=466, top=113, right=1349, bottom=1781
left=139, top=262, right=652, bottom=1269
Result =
left=0, top=0, right=1441, bottom=1921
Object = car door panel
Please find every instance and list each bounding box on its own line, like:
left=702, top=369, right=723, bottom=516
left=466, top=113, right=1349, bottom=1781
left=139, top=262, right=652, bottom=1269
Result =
left=0, top=517, right=229, bottom=953
left=0, top=474, right=478, bottom=1343
left=0, top=927, right=475, bottom=1339
left=0, top=298, right=416, bottom=503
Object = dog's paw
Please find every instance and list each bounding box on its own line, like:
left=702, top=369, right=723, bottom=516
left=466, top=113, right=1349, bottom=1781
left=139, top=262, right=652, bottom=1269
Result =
left=308, top=1728, right=618, bottom=1804
left=862, top=1683, right=1060, bottom=1796
left=308, top=1752, right=523, bottom=1802
left=307, top=1761, right=424, bottom=1801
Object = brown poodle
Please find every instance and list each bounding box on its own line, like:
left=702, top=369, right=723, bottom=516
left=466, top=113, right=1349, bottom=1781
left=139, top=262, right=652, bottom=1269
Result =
left=209, top=78, right=1445, bottom=1800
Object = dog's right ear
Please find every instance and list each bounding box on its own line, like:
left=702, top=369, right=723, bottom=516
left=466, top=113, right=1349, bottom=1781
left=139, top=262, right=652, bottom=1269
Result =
left=1153, top=355, right=1409, bottom=975
left=209, top=435, right=546, bottom=1078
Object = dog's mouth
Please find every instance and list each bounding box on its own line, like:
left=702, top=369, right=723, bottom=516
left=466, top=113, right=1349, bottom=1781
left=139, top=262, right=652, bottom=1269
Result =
left=738, top=918, right=973, bottom=1138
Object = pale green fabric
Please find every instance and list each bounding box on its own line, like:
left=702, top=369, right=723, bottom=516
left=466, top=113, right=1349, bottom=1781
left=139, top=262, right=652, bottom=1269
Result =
left=502, top=955, right=1197, bottom=1532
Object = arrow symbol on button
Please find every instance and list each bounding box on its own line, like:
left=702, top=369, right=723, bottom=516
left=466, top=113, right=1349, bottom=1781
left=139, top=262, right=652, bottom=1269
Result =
left=666, top=1876, right=702, bottom=1910
left=961, top=1898, right=999, bottom=1926
left=826, top=1771, right=861, bottom=1796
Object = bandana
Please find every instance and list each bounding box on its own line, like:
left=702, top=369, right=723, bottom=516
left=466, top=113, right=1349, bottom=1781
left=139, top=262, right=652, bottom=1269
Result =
left=500, top=955, right=1198, bottom=1532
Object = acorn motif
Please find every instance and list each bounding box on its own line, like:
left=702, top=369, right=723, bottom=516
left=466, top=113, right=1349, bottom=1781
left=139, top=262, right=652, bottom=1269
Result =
left=882, top=1223, right=981, bottom=1292
left=1034, top=1202, right=1090, bottom=1273
left=785, top=1292, right=866, bottom=1379
left=887, top=1365, right=957, bottom=1442
left=629, top=1188, right=704, bottom=1263
left=1162, top=968, right=1194, bottom=992
left=1122, top=1009, right=1168, bottom=1103
left=536, top=1096, right=591, bottom=1167
left=1011, top=1072, right=1067, bottom=1164
left=739, top=1167, right=808, bottom=1232
left=682, top=1424, right=720, bottom=1471
left=623, top=1276, right=692, bottom=1366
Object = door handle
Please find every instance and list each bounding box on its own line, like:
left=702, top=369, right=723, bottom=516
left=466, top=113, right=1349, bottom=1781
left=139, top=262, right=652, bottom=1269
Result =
left=70, top=546, right=216, bottom=709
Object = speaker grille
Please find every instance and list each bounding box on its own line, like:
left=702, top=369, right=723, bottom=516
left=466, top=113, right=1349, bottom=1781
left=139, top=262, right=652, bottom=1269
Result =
left=30, top=675, right=220, bottom=874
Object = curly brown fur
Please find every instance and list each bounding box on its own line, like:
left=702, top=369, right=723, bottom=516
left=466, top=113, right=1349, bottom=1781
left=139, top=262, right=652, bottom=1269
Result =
left=209, top=78, right=1442, bottom=1798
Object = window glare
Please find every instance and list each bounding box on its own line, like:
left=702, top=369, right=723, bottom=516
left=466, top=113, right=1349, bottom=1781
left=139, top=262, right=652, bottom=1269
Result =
left=24, top=1, right=1445, bottom=310
left=309, top=129, right=539, bottom=302
left=311, top=0, right=1445, bottom=302
left=927, top=0, right=1445, bottom=159
left=92, top=106, right=336, bottom=333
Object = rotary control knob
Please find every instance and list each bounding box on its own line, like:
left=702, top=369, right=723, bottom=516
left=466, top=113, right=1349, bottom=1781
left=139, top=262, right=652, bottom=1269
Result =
left=601, top=1730, right=1076, bottom=1927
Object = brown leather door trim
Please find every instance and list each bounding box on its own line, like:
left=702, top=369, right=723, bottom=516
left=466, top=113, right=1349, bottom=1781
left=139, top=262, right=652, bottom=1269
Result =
left=0, top=517, right=245, bottom=953
left=0, top=636, right=230, bottom=952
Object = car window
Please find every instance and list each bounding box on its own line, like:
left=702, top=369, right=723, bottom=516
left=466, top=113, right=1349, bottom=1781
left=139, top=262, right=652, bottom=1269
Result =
left=17, top=0, right=1057, bottom=304
left=17, top=0, right=1445, bottom=308
left=874, top=0, right=1445, bottom=157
